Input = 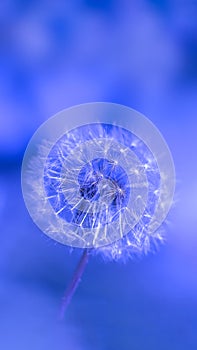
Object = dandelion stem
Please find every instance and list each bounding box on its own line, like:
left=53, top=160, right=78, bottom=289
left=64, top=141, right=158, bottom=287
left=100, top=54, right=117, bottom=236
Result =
left=59, top=249, right=90, bottom=319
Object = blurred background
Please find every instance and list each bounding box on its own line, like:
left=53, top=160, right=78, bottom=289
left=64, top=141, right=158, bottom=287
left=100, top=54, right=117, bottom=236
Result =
left=0, top=0, right=197, bottom=349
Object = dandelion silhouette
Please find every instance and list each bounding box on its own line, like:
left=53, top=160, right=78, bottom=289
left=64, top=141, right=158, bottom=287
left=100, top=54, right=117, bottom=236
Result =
left=21, top=103, right=175, bottom=318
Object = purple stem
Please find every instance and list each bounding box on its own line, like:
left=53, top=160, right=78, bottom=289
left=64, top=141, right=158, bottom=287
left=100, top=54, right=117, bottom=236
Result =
left=59, top=249, right=90, bottom=319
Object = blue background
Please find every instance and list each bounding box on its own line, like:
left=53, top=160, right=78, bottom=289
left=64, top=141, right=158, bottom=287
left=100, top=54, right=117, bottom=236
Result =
left=0, top=1, right=197, bottom=349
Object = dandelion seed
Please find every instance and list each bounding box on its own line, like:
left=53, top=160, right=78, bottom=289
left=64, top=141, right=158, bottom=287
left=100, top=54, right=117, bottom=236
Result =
left=21, top=102, right=175, bottom=317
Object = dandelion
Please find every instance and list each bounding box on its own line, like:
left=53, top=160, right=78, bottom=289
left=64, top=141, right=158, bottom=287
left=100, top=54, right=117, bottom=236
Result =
left=21, top=102, right=175, bottom=318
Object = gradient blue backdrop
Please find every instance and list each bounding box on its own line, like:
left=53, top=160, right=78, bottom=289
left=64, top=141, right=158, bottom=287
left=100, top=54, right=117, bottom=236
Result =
left=0, top=1, right=197, bottom=349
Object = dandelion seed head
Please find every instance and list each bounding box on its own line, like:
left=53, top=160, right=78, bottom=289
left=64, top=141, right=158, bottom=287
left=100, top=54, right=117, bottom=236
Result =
left=21, top=103, right=175, bottom=260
